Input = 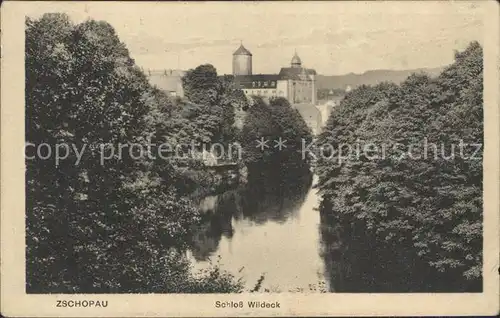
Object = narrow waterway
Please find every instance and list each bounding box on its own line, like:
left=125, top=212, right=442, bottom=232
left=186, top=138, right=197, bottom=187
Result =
left=187, top=170, right=328, bottom=292
left=186, top=165, right=482, bottom=293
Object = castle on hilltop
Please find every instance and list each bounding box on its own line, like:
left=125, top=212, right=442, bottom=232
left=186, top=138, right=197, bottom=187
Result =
left=231, top=43, right=317, bottom=105
left=144, top=44, right=318, bottom=106
left=145, top=43, right=324, bottom=134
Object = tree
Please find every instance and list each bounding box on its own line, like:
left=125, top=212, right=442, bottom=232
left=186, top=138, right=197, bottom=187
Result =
left=182, top=64, right=220, bottom=106
left=25, top=13, right=242, bottom=293
left=240, top=97, right=312, bottom=175
left=181, top=66, right=250, bottom=148
left=315, top=42, right=483, bottom=290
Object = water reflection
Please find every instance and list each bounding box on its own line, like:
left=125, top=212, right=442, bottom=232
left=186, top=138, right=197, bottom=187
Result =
left=188, top=165, right=481, bottom=292
left=188, top=164, right=481, bottom=293
left=188, top=165, right=326, bottom=291
left=191, top=167, right=313, bottom=261
left=191, top=192, right=236, bottom=261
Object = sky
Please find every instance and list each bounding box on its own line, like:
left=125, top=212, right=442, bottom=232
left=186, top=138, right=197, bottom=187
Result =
left=25, top=1, right=485, bottom=75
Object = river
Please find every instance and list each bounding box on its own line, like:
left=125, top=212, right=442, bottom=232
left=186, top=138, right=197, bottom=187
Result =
left=187, top=168, right=328, bottom=292
left=186, top=165, right=481, bottom=293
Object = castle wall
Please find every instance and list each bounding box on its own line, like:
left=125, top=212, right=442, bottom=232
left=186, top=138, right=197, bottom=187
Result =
left=290, top=80, right=313, bottom=104
left=276, top=80, right=289, bottom=99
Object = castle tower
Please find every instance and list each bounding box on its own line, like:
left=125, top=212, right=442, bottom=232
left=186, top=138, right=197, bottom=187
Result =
left=291, top=51, right=302, bottom=68
left=232, top=43, right=252, bottom=76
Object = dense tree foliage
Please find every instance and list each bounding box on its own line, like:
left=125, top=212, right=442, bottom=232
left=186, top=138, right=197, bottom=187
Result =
left=181, top=66, right=248, bottom=147
left=240, top=97, right=312, bottom=170
left=315, top=42, right=483, bottom=290
left=26, top=14, right=242, bottom=293
left=153, top=67, right=249, bottom=194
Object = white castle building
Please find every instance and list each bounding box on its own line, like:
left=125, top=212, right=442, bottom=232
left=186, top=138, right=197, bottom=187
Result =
left=145, top=43, right=325, bottom=134
left=231, top=44, right=317, bottom=105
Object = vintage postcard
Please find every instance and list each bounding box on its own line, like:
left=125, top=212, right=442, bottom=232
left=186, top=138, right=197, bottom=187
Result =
left=1, top=0, right=499, bottom=316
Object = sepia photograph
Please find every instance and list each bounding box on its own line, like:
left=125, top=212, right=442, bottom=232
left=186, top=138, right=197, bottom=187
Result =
left=1, top=1, right=499, bottom=316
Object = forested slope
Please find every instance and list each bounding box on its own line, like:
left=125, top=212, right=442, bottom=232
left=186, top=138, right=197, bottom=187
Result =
left=315, top=42, right=483, bottom=290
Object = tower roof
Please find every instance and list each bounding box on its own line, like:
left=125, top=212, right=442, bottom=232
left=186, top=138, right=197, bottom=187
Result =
left=233, top=44, right=252, bottom=56
left=291, top=52, right=302, bottom=66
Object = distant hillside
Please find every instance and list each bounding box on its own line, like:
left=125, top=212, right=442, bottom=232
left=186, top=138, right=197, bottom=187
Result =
left=316, top=67, right=446, bottom=90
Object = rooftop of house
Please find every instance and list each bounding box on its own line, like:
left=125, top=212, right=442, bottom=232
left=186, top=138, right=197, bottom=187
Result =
left=278, top=67, right=317, bottom=80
